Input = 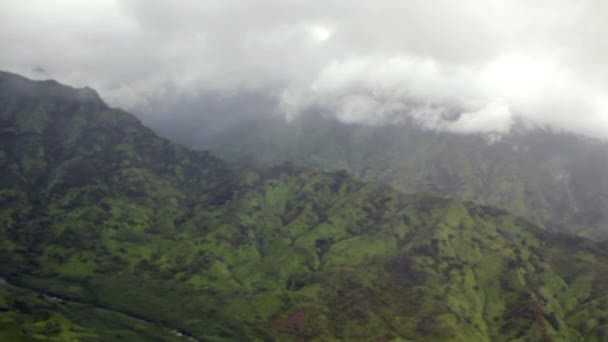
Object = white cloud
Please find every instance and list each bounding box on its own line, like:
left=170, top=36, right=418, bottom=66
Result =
left=309, top=25, right=333, bottom=42
left=279, top=54, right=590, bottom=135
left=1, top=0, right=608, bottom=138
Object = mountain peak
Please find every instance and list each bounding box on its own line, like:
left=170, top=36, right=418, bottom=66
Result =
left=0, top=70, right=105, bottom=107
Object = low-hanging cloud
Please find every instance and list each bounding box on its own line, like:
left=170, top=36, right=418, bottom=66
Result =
left=2, top=0, right=608, bottom=138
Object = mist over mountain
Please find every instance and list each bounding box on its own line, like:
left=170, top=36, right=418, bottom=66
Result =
left=142, top=107, right=608, bottom=240
left=3, top=1, right=608, bottom=139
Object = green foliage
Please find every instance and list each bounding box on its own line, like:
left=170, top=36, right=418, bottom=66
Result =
left=2, top=71, right=608, bottom=341
left=0, top=280, right=185, bottom=341
left=198, top=112, right=608, bottom=240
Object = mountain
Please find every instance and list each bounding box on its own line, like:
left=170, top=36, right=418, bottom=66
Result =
left=2, top=71, right=608, bottom=341
left=159, top=111, right=608, bottom=240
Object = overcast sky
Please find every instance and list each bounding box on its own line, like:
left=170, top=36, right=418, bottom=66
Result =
left=2, top=0, right=608, bottom=137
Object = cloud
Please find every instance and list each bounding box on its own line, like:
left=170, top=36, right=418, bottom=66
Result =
left=1, top=0, right=608, bottom=138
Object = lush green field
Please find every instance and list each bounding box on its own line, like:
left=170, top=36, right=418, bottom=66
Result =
left=2, top=71, right=608, bottom=340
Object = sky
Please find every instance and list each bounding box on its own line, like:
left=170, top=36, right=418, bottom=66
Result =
left=1, top=0, right=608, bottom=138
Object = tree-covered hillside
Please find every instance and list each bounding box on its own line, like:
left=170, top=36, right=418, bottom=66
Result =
left=2, top=71, right=608, bottom=341
left=176, top=112, right=608, bottom=240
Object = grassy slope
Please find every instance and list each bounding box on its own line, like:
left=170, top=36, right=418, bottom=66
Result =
left=2, top=72, right=608, bottom=340
left=0, top=281, right=183, bottom=341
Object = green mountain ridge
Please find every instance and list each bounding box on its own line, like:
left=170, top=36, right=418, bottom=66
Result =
left=2, top=71, right=608, bottom=341
left=174, top=111, right=608, bottom=240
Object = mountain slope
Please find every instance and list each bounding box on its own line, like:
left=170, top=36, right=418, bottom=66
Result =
left=177, top=112, right=608, bottom=240
left=0, top=279, right=186, bottom=341
left=2, top=71, right=608, bottom=341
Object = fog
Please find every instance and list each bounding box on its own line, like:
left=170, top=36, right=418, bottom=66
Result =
left=2, top=1, right=608, bottom=137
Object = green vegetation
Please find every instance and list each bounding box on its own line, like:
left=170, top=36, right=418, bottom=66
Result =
left=2, top=71, right=608, bottom=340
left=193, top=112, right=608, bottom=240
left=0, top=280, right=184, bottom=341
